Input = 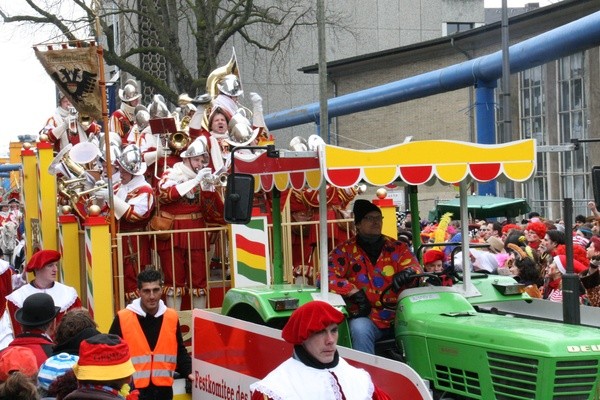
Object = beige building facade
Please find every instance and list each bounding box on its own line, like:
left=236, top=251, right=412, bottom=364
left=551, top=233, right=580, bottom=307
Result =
left=296, top=0, right=600, bottom=221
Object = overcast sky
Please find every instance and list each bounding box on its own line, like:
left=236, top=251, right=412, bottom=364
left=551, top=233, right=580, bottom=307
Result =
left=0, top=0, right=559, bottom=157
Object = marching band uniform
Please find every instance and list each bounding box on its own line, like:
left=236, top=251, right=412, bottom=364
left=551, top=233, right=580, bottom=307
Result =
left=110, top=80, right=141, bottom=145
left=155, top=138, right=225, bottom=310
left=43, top=94, right=101, bottom=153
left=96, top=145, right=155, bottom=301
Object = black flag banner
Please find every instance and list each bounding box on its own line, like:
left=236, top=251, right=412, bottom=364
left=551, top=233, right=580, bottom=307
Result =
left=34, top=43, right=102, bottom=120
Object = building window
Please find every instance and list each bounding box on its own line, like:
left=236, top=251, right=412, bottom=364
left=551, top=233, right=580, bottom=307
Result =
left=519, top=66, right=549, bottom=216
left=558, top=52, right=590, bottom=216
left=445, top=23, right=475, bottom=35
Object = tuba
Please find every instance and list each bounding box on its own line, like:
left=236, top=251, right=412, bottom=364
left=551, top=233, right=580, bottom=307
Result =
left=206, top=51, right=240, bottom=99
left=49, top=145, right=86, bottom=179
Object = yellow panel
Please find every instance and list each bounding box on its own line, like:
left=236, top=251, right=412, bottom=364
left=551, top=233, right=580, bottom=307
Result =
left=273, top=173, right=290, bottom=191
left=436, top=164, right=468, bottom=183
left=503, top=161, right=536, bottom=182
left=305, top=170, right=322, bottom=189
left=363, top=167, right=398, bottom=186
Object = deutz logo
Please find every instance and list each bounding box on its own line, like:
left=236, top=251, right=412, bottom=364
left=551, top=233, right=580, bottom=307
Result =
left=567, top=345, right=600, bottom=352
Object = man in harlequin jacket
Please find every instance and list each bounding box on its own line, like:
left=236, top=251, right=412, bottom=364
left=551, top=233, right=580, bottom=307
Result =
left=327, top=200, right=422, bottom=354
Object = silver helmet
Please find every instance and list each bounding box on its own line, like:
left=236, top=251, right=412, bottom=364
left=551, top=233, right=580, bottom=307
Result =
left=117, top=144, right=147, bottom=176
left=180, top=138, right=208, bottom=158
left=98, top=131, right=123, bottom=164
left=224, top=111, right=258, bottom=147
left=118, top=79, right=141, bottom=103
left=135, top=105, right=150, bottom=130
left=217, top=74, right=243, bottom=97
left=148, top=94, right=170, bottom=119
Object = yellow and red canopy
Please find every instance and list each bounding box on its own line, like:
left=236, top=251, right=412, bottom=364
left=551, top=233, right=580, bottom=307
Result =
left=234, top=139, right=536, bottom=191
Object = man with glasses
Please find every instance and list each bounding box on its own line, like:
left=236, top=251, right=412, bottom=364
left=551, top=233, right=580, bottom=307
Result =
left=326, top=199, right=421, bottom=354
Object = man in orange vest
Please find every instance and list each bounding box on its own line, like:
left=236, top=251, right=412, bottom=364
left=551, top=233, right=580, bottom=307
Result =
left=108, top=268, right=191, bottom=399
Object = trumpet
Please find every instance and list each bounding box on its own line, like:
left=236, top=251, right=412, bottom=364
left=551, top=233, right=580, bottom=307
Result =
left=201, top=172, right=228, bottom=187
left=69, top=181, right=108, bottom=203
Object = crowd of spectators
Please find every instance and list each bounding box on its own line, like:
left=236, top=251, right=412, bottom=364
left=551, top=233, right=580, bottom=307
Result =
left=410, top=201, right=600, bottom=305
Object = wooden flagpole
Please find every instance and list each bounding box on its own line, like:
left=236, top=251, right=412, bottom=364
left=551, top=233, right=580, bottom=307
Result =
left=95, top=42, right=120, bottom=313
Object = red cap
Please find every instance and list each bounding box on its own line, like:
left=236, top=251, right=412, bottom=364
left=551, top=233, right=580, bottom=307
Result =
left=423, top=249, right=445, bottom=265
left=0, top=346, right=38, bottom=381
left=26, top=249, right=61, bottom=272
left=282, top=301, right=344, bottom=345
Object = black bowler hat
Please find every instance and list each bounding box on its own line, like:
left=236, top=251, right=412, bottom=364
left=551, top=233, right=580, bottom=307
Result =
left=15, top=293, right=60, bottom=327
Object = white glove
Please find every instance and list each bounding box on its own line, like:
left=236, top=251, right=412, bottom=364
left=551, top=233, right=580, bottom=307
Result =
left=195, top=167, right=216, bottom=192
left=250, top=93, right=266, bottom=128
left=143, top=150, right=158, bottom=166
left=194, top=167, right=213, bottom=184
left=156, top=139, right=165, bottom=158
left=52, top=123, right=67, bottom=139
left=249, top=92, right=263, bottom=106
left=94, top=188, right=110, bottom=202
left=112, top=196, right=130, bottom=219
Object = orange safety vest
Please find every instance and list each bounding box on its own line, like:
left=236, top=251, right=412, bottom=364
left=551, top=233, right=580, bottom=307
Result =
left=118, top=308, right=179, bottom=388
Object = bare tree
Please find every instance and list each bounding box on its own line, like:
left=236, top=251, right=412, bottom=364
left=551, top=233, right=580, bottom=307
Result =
left=0, top=0, right=344, bottom=105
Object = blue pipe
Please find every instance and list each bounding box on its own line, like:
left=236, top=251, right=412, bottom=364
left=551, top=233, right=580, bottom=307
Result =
left=476, top=80, right=498, bottom=196
left=265, top=11, right=600, bottom=131
left=0, top=164, right=22, bottom=172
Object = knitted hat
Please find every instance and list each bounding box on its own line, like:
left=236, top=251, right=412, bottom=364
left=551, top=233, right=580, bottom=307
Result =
left=0, top=346, right=38, bottom=381
left=37, top=353, right=79, bottom=390
left=526, top=221, right=547, bottom=239
left=352, top=200, right=381, bottom=224
left=553, top=255, right=587, bottom=274
left=15, top=293, right=60, bottom=327
left=281, top=301, right=344, bottom=345
left=573, top=235, right=590, bottom=248
left=423, top=249, right=444, bottom=265
left=26, top=249, right=61, bottom=272
left=73, top=334, right=135, bottom=381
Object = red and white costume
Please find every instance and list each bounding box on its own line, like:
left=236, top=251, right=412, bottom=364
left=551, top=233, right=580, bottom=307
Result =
left=113, top=175, right=155, bottom=299
left=156, top=161, right=224, bottom=298
left=109, top=106, right=135, bottom=145
left=6, top=281, right=81, bottom=336
left=0, top=259, right=14, bottom=350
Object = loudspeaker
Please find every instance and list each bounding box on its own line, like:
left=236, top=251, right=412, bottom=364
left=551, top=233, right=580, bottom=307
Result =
left=224, top=173, right=255, bottom=224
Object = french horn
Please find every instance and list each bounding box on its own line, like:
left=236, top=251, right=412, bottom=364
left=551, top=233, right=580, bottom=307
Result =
left=167, top=131, right=190, bottom=155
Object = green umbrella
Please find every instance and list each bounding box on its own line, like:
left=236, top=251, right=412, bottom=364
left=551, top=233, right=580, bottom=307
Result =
left=434, top=195, right=531, bottom=220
